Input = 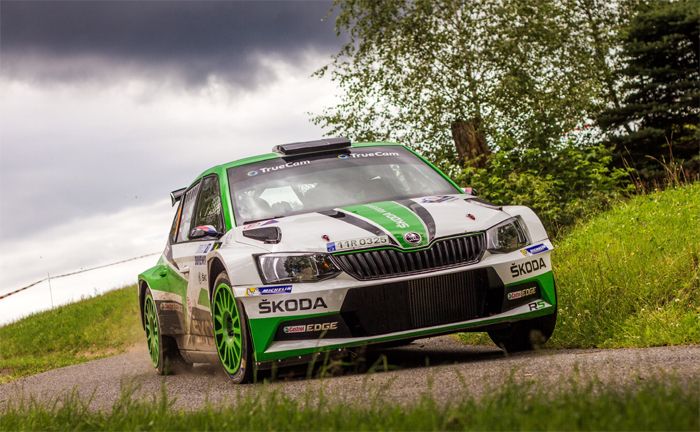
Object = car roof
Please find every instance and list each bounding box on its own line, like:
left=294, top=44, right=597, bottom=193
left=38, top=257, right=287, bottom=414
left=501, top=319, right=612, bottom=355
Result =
left=192, top=141, right=404, bottom=183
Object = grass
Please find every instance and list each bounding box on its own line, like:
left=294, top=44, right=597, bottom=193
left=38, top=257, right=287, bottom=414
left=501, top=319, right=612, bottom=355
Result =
left=461, top=183, right=700, bottom=348
left=0, top=377, right=697, bottom=431
left=0, top=285, right=142, bottom=384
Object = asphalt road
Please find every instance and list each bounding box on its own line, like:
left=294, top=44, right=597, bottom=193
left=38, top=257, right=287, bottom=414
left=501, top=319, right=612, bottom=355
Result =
left=1, top=337, right=699, bottom=411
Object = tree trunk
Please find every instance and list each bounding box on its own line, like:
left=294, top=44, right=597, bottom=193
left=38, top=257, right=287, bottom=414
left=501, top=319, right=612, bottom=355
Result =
left=451, top=118, right=490, bottom=167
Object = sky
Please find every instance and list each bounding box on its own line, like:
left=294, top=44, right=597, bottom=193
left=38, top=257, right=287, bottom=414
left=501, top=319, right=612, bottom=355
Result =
left=0, top=0, right=343, bottom=300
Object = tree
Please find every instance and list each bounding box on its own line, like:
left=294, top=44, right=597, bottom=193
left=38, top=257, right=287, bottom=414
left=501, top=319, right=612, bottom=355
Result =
left=597, top=0, right=700, bottom=179
left=314, top=0, right=639, bottom=167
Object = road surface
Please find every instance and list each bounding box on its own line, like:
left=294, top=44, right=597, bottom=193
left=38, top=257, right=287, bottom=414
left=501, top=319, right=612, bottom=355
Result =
left=1, top=337, right=698, bottom=411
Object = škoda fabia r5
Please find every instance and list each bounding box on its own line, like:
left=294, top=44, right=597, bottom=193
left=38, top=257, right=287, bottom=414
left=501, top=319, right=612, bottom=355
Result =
left=138, top=138, right=557, bottom=382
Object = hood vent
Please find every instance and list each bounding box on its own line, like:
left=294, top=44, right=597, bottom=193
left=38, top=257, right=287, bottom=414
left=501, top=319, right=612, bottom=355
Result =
left=243, top=227, right=282, bottom=244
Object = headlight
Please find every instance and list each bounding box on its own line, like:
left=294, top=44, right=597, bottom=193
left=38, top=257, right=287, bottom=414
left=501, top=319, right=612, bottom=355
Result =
left=486, top=218, right=529, bottom=253
left=256, top=253, right=340, bottom=284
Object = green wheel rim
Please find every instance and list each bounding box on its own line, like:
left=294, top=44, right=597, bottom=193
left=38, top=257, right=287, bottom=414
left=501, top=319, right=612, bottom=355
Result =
left=144, top=295, right=160, bottom=368
left=213, top=282, right=243, bottom=375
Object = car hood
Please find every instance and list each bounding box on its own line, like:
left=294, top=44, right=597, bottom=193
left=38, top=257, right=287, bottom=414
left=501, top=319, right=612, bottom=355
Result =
left=231, top=194, right=510, bottom=253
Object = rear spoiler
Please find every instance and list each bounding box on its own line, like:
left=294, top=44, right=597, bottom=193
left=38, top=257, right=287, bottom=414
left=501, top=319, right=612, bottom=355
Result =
left=170, top=187, right=187, bottom=206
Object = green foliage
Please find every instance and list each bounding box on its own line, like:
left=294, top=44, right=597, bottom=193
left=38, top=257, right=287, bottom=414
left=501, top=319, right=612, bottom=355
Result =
left=597, top=0, right=700, bottom=178
left=452, top=140, right=631, bottom=235
left=0, top=286, right=142, bottom=383
left=1, top=377, right=697, bottom=431
left=315, top=0, right=640, bottom=159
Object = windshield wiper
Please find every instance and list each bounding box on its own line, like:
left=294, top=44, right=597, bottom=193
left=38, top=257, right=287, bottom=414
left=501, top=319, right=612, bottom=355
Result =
left=242, top=215, right=286, bottom=225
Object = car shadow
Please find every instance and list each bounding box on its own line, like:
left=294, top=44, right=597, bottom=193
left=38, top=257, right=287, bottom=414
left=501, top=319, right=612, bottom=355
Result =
left=251, top=337, right=508, bottom=383
left=179, top=337, right=519, bottom=383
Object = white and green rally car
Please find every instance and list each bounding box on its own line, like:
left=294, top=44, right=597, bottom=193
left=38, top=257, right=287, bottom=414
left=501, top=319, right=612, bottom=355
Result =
left=138, top=138, right=557, bottom=382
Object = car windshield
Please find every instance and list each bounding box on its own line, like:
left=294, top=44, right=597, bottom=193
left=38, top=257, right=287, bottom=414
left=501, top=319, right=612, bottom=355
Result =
left=227, top=146, right=459, bottom=225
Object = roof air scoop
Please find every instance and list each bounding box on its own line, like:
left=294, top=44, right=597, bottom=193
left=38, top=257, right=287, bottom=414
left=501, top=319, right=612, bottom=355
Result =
left=272, top=137, right=351, bottom=156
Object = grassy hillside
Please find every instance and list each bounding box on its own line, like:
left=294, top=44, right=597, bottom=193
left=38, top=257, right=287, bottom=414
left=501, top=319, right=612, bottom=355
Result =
left=461, top=183, right=700, bottom=348
left=551, top=183, right=700, bottom=348
left=0, top=286, right=142, bottom=383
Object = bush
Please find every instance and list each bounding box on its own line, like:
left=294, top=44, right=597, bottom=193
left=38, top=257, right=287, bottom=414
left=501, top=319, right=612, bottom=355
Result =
left=448, top=140, right=631, bottom=236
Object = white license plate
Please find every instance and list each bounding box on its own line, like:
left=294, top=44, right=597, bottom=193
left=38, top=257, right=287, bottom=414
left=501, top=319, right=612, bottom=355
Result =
left=326, top=235, right=389, bottom=252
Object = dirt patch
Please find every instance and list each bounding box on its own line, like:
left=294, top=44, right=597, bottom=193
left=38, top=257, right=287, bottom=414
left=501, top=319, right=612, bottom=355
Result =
left=0, top=368, right=15, bottom=385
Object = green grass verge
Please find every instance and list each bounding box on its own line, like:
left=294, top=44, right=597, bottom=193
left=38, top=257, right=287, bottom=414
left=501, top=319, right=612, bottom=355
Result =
left=461, top=183, right=700, bottom=348
left=1, top=377, right=697, bottom=431
left=0, top=285, right=142, bottom=383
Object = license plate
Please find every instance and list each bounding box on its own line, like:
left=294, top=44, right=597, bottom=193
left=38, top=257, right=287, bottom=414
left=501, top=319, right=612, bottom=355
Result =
left=326, top=235, right=389, bottom=252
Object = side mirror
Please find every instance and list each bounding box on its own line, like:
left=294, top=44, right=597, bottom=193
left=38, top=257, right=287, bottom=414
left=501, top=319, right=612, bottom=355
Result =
left=462, top=187, right=478, bottom=196
left=190, top=225, right=224, bottom=239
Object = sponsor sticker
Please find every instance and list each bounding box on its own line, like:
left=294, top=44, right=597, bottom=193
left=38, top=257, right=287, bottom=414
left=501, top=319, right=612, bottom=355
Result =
left=159, top=302, right=183, bottom=312
left=364, top=204, right=409, bottom=229
left=283, top=325, right=306, bottom=334
left=326, top=235, right=389, bottom=252
left=521, top=243, right=550, bottom=256
left=507, top=286, right=537, bottom=300
left=258, top=297, right=328, bottom=314
left=246, top=285, right=293, bottom=296
left=194, top=255, right=206, bottom=266
left=242, top=219, right=279, bottom=230
left=337, top=151, right=400, bottom=159
left=528, top=300, right=547, bottom=311
left=283, top=322, right=338, bottom=334
left=196, top=243, right=213, bottom=254
left=248, top=160, right=311, bottom=177
left=510, top=257, right=547, bottom=278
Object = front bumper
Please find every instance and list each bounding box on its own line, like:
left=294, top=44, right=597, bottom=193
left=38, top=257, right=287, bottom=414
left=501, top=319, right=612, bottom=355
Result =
left=236, top=241, right=556, bottom=362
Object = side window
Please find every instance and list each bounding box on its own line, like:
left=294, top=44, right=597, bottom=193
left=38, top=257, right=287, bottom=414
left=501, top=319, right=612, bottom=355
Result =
left=192, top=176, right=223, bottom=233
left=169, top=201, right=182, bottom=244
left=177, top=182, right=201, bottom=242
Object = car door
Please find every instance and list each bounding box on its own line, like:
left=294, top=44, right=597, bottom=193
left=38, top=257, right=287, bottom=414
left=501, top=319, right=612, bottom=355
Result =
left=169, top=175, right=225, bottom=351
left=169, top=181, right=200, bottom=343
left=187, top=175, right=225, bottom=341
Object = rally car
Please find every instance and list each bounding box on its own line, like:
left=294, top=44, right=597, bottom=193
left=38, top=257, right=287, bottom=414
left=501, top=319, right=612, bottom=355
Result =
left=138, top=138, right=557, bottom=382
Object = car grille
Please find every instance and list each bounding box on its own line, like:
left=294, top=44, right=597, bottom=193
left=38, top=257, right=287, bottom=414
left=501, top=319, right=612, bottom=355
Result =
left=340, top=269, right=490, bottom=336
left=331, top=233, right=485, bottom=280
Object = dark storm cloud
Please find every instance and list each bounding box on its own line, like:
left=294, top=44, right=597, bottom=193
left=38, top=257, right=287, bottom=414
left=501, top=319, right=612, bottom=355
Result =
left=0, top=0, right=340, bottom=86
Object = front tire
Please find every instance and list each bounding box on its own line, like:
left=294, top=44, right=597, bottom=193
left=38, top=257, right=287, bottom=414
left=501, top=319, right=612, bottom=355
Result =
left=487, top=311, right=557, bottom=353
left=211, top=272, right=254, bottom=383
